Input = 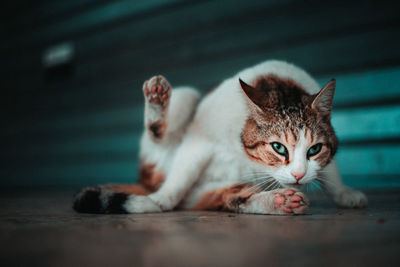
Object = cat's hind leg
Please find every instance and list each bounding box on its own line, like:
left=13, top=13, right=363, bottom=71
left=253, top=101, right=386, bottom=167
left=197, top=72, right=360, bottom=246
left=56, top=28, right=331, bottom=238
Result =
left=143, top=75, right=199, bottom=142
left=193, top=185, right=309, bottom=215
left=73, top=77, right=200, bottom=214
left=143, top=75, right=171, bottom=140
left=73, top=163, right=164, bottom=214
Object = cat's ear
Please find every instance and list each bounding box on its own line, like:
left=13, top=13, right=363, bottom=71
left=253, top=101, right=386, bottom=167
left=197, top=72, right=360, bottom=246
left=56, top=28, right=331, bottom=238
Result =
left=239, top=78, right=265, bottom=109
left=311, top=79, right=336, bottom=118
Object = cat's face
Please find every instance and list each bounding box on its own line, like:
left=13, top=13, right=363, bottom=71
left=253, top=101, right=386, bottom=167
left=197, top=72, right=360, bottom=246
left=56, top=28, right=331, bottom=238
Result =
left=240, top=75, right=337, bottom=188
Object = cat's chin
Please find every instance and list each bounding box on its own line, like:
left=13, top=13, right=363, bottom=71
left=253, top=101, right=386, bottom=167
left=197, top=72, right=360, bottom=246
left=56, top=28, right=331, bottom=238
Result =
left=281, top=183, right=303, bottom=190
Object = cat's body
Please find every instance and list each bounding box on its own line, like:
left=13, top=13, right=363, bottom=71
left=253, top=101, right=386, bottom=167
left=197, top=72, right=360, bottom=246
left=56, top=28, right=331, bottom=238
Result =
left=74, top=60, right=367, bottom=214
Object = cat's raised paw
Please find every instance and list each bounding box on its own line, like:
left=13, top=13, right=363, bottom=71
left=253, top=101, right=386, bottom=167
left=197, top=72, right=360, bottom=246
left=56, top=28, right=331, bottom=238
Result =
left=273, top=189, right=309, bottom=214
left=143, top=75, right=171, bottom=106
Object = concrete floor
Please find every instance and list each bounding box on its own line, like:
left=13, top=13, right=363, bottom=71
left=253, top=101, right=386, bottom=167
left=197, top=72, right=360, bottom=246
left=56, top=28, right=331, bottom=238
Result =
left=0, top=188, right=399, bottom=267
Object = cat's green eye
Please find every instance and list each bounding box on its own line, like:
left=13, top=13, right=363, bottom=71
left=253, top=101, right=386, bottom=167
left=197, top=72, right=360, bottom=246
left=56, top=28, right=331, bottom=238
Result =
left=308, top=143, right=323, bottom=157
left=271, top=142, right=288, bottom=157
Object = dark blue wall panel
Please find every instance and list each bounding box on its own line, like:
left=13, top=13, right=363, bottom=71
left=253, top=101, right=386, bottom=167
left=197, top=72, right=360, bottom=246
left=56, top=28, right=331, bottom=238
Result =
left=1, top=0, right=399, bottom=187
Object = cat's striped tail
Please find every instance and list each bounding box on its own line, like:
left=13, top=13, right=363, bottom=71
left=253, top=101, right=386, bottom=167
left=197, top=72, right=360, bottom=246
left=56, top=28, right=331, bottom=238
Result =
left=73, top=186, right=131, bottom=214
left=73, top=183, right=158, bottom=214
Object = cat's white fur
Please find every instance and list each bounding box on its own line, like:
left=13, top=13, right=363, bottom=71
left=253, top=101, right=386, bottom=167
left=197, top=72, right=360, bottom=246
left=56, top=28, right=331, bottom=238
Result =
left=273, top=129, right=321, bottom=185
left=124, top=60, right=367, bottom=213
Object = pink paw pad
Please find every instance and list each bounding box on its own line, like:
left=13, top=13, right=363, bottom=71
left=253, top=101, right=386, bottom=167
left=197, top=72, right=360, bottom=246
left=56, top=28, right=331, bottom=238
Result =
left=290, top=202, right=301, bottom=208
left=143, top=75, right=171, bottom=106
left=284, top=189, right=295, bottom=196
left=273, top=189, right=309, bottom=214
left=274, top=193, right=286, bottom=208
left=290, top=195, right=302, bottom=202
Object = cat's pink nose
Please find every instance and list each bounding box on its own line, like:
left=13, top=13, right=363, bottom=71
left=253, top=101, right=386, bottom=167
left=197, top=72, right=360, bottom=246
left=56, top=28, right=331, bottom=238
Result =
left=291, top=171, right=306, bottom=181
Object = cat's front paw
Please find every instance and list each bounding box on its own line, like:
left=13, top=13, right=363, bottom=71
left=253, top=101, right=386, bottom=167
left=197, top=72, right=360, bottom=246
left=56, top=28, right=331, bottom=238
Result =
left=238, top=188, right=309, bottom=215
left=333, top=188, right=367, bottom=208
left=273, top=189, right=309, bottom=214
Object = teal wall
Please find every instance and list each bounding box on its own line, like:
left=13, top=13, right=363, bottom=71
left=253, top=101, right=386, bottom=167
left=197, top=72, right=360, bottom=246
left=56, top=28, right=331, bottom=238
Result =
left=1, top=0, right=400, bottom=187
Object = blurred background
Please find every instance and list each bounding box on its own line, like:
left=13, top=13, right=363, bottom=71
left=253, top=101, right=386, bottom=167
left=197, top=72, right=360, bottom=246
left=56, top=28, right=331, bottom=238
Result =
left=1, top=0, right=399, bottom=188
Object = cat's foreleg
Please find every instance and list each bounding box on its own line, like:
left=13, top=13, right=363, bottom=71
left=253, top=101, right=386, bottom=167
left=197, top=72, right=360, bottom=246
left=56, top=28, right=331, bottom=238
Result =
left=320, top=159, right=367, bottom=208
left=124, top=138, right=213, bottom=213
left=240, top=189, right=309, bottom=215
left=74, top=139, right=212, bottom=214
left=193, top=185, right=309, bottom=215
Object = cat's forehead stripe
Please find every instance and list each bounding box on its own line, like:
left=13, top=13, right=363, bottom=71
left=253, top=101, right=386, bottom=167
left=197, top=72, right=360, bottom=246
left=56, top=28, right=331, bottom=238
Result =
left=250, top=74, right=309, bottom=112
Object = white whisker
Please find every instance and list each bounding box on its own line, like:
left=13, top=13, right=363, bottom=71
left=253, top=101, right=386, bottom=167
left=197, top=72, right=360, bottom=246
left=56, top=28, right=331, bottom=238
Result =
left=242, top=179, right=271, bottom=194
left=315, top=177, right=335, bottom=187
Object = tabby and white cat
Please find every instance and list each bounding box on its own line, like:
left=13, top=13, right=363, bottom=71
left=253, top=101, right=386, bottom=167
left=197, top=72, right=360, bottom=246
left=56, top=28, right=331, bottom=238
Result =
left=73, top=60, right=367, bottom=214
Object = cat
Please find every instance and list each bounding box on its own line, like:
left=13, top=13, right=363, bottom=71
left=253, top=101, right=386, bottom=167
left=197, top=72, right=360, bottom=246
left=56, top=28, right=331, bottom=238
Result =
left=73, top=60, right=367, bottom=215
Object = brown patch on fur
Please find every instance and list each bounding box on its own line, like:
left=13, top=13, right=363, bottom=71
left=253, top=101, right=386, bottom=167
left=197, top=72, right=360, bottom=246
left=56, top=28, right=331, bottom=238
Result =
left=241, top=119, right=263, bottom=148
left=241, top=74, right=308, bottom=111
left=305, top=128, right=314, bottom=144
left=104, top=184, right=151, bottom=195
left=290, top=129, right=298, bottom=142
left=101, top=162, right=165, bottom=196
left=264, top=151, right=282, bottom=166
left=284, top=132, right=289, bottom=143
left=243, top=148, right=263, bottom=163
left=148, top=121, right=167, bottom=140
left=193, top=184, right=257, bottom=212
left=313, top=149, right=331, bottom=166
left=139, top=163, right=165, bottom=192
left=241, top=118, right=285, bottom=167
left=244, top=147, right=281, bottom=166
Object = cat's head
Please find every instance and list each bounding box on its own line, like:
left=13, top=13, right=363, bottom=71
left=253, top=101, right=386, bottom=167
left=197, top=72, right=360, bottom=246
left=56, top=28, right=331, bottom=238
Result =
left=240, top=74, right=338, bottom=188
